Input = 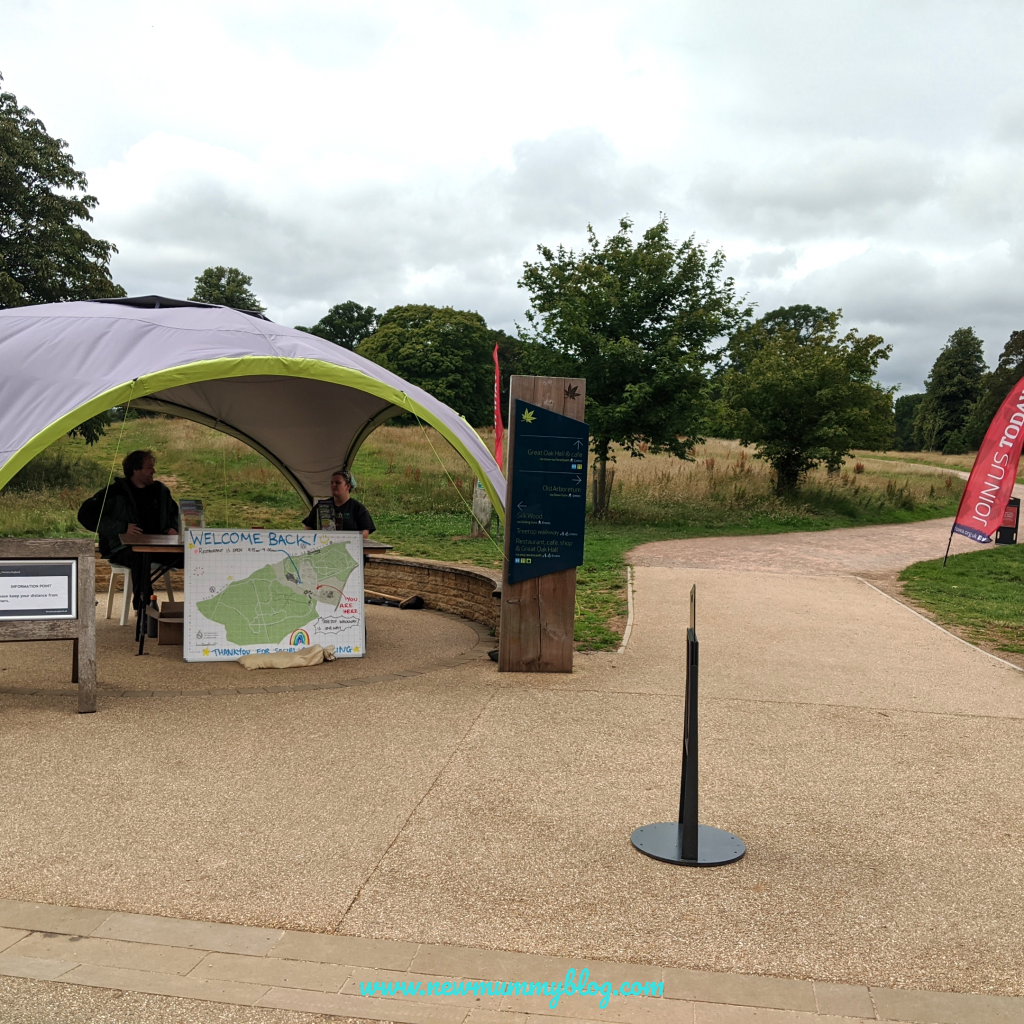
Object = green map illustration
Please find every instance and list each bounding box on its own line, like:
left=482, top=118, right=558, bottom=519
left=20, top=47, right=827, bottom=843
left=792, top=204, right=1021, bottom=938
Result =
left=196, top=542, right=358, bottom=645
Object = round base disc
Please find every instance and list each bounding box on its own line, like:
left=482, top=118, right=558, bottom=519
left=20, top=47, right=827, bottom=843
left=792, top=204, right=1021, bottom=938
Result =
left=630, top=822, right=746, bottom=866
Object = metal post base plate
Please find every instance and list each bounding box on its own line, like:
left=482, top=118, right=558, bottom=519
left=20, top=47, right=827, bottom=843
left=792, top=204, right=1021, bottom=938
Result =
left=631, top=822, right=746, bottom=867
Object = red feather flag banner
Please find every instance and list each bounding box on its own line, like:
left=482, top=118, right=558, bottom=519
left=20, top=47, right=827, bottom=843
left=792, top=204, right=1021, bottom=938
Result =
left=493, top=342, right=504, bottom=470
left=950, top=375, right=1024, bottom=548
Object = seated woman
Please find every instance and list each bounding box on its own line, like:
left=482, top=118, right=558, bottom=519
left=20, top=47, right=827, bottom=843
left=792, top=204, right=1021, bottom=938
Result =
left=302, top=468, right=375, bottom=538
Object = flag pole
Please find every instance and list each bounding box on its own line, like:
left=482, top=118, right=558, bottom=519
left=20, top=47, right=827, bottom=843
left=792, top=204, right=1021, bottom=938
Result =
left=942, top=526, right=955, bottom=567
left=943, top=483, right=968, bottom=568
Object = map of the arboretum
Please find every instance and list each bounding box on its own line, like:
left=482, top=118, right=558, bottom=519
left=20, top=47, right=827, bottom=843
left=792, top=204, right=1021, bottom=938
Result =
left=183, top=530, right=365, bottom=662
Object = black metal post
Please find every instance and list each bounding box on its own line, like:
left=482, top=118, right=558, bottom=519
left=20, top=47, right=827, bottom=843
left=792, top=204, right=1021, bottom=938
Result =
left=679, top=627, right=699, bottom=861
left=630, top=584, right=746, bottom=867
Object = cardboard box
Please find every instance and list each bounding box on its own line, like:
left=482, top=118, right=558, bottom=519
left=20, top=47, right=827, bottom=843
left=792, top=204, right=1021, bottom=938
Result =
left=157, top=601, right=184, bottom=645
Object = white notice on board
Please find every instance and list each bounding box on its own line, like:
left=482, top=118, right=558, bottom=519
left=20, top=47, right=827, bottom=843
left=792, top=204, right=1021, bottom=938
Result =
left=0, top=576, right=69, bottom=610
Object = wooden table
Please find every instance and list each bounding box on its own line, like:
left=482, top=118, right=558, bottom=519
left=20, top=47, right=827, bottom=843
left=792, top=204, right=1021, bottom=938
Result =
left=118, top=534, right=183, bottom=656
left=118, top=534, right=394, bottom=656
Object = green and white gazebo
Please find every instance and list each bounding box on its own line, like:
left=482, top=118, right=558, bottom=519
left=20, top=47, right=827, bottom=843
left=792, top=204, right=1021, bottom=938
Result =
left=0, top=297, right=505, bottom=514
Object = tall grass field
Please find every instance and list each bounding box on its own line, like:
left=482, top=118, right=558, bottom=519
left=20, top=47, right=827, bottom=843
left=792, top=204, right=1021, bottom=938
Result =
left=1, top=419, right=966, bottom=650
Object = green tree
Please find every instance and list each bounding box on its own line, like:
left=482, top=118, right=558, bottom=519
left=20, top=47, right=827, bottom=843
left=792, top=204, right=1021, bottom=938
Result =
left=295, top=300, right=379, bottom=349
left=705, top=303, right=836, bottom=439
left=191, top=266, right=265, bottom=312
left=519, top=216, right=750, bottom=516
left=913, top=327, right=987, bottom=453
left=893, top=393, right=925, bottom=451
left=727, top=304, right=833, bottom=375
left=489, top=327, right=566, bottom=419
left=358, top=304, right=494, bottom=425
left=961, top=329, right=1024, bottom=449
left=721, top=311, right=894, bottom=493
left=0, top=74, right=124, bottom=309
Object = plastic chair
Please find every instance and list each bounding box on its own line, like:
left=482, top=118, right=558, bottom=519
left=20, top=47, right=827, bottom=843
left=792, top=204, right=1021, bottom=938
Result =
left=106, top=562, right=175, bottom=626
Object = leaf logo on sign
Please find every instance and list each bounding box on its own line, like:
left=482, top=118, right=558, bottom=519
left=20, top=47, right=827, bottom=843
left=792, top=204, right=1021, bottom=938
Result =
left=521, top=408, right=536, bottom=423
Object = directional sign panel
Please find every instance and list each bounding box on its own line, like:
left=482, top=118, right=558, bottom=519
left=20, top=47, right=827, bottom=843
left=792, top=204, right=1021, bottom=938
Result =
left=507, top=400, right=589, bottom=585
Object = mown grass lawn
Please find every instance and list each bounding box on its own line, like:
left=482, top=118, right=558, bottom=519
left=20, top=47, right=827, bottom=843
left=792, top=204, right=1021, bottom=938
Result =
left=2, top=419, right=966, bottom=651
left=900, top=544, right=1024, bottom=654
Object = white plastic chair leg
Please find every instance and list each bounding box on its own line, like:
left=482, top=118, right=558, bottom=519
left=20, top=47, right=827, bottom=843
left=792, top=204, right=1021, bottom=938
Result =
left=164, top=572, right=175, bottom=603
left=106, top=571, right=116, bottom=619
left=120, top=568, right=132, bottom=627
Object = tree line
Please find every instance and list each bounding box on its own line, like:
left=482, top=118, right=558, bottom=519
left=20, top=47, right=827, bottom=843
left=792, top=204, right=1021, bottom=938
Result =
left=892, top=327, right=1024, bottom=455
left=5, top=73, right=1020, bottom=514
left=193, top=229, right=899, bottom=512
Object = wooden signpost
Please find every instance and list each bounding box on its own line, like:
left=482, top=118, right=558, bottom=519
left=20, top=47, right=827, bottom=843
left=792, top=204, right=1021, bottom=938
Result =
left=499, top=375, right=587, bottom=673
left=0, top=538, right=96, bottom=713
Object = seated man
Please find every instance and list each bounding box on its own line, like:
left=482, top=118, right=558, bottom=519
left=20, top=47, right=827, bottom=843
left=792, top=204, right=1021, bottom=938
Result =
left=302, top=468, right=375, bottom=538
left=97, top=449, right=182, bottom=606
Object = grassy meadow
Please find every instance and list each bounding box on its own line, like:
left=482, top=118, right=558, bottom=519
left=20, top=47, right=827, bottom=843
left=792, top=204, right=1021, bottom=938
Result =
left=900, top=545, right=1024, bottom=655
left=1, top=418, right=966, bottom=650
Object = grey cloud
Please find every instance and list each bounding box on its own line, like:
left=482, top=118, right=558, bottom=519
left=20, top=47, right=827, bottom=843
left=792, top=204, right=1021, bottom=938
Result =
left=690, top=141, right=941, bottom=243
left=742, top=248, right=799, bottom=279
left=740, top=246, right=1024, bottom=391
left=101, top=129, right=667, bottom=331
left=503, top=130, right=666, bottom=231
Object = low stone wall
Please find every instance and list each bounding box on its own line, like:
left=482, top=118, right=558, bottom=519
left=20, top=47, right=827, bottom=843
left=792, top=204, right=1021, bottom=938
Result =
left=365, top=555, right=501, bottom=634
left=93, top=552, right=500, bottom=635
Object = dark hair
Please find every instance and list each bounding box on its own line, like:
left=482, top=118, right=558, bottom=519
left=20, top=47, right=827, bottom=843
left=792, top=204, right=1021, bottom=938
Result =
left=330, top=468, right=353, bottom=487
left=123, top=450, right=153, bottom=479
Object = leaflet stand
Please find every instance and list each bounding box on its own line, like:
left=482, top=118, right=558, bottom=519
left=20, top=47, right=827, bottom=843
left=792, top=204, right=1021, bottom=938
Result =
left=630, top=585, right=745, bottom=866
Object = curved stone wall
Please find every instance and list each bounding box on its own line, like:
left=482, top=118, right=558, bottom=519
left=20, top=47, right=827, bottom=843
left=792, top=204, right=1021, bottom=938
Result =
left=94, top=551, right=501, bottom=635
left=365, top=555, right=500, bottom=634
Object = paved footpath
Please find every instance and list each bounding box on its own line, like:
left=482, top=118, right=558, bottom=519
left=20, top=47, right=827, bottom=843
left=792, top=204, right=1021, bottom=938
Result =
left=3, top=513, right=1024, bottom=1022
left=2, top=898, right=1022, bottom=1023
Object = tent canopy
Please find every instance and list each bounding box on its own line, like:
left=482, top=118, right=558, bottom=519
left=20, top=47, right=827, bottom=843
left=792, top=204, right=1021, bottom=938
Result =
left=0, top=298, right=506, bottom=515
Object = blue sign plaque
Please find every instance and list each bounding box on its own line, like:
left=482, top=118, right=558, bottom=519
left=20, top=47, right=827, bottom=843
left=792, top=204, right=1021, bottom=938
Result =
left=506, top=400, right=589, bottom=585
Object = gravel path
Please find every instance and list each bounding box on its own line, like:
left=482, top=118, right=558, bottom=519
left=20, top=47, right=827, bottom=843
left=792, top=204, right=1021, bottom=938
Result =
left=627, top=474, right=1024, bottom=578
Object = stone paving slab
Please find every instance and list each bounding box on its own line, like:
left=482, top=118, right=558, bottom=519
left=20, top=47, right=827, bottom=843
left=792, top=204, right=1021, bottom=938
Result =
left=93, top=911, right=285, bottom=955
left=0, top=927, right=28, bottom=954
left=272, top=930, right=419, bottom=970
left=7, top=932, right=205, bottom=974
left=1, top=899, right=1023, bottom=1022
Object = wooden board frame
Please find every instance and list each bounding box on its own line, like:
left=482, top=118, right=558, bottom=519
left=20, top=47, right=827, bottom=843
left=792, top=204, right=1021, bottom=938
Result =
left=0, top=538, right=96, bottom=712
left=499, top=375, right=586, bottom=673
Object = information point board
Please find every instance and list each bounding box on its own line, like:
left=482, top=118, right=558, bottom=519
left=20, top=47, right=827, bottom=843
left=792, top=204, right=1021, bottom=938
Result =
left=0, top=559, right=77, bottom=620
left=507, top=400, right=589, bottom=585
left=0, top=539, right=96, bottom=713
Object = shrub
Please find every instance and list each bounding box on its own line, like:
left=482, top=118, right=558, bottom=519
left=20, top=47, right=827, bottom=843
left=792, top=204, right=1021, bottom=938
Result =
left=3, top=447, right=104, bottom=493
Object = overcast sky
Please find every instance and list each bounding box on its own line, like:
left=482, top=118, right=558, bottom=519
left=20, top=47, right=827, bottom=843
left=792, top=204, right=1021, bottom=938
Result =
left=5, top=0, right=1024, bottom=391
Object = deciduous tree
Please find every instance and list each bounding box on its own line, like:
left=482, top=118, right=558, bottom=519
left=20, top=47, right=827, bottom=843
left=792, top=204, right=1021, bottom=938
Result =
left=0, top=74, right=124, bottom=309
left=295, top=300, right=379, bottom=349
left=358, top=304, right=494, bottom=426
left=961, top=329, right=1024, bottom=449
left=519, top=216, right=749, bottom=516
left=913, top=327, right=987, bottom=453
left=721, top=311, right=893, bottom=493
left=893, top=393, right=925, bottom=451
left=191, top=266, right=265, bottom=312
